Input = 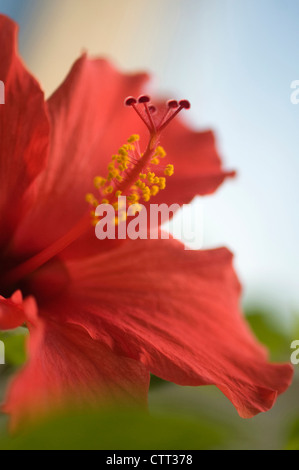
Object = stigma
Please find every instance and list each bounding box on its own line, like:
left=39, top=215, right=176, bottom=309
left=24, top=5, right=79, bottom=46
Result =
left=86, top=95, right=190, bottom=224
left=124, top=95, right=190, bottom=136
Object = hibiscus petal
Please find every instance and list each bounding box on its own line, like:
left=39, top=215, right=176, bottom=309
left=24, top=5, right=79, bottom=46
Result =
left=0, top=291, right=36, bottom=330
left=3, top=313, right=150, bottom=430
left=0, top=15, right=49, bottom=247
left=157, top=126, right=235, bottom=206
left=56, top=239, right=293, bottom=418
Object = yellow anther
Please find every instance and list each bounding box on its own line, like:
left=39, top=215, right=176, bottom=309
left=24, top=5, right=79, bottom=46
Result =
left=127, top=193, right=140, bottom=204
left=151, top=185, right=159, bottom=196
left=101, top=198, right=109, bottom=204
left=147, top=172, right=156, bottom=184
left=164, top=164, right=174, bottom=176
left=151, top=158, right=160, bottom=165
left=85, top=193, right=99, bottom=207
left=135, top=179, right=145, bottom=189
left=139, top=173, right=146, bottom=179
left=118, top=147, right=128, bottom=156
left=104, top=185, right=114, bottom=194
left=128, top=134, right=140, bottom=143
left=155, top=146, right=166, bottom=158
left=108, top=169, right=119, bottom=180
left=153, top=176, right=160, bottom=184
left=115, top=190, right=122, bottom=197
left=94, top=176, right=106, bottom=188
left=159, top=177, right=166, bottom=190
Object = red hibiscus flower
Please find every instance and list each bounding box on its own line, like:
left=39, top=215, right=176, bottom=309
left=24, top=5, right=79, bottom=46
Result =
left=0, top=15, right=293, bottom=431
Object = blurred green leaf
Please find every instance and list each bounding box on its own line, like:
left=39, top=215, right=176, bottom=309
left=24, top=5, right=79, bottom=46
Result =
left=0, top=407, right=228, bottom=450
left=291, top=316, right=299, bottom=341
left=0, top=329, right=27, bottom=367
left=149, top=375, right=168, bottom=389
left=246, top=308, right=290, bottom=359
left=285, top=418, right=299, bottom=450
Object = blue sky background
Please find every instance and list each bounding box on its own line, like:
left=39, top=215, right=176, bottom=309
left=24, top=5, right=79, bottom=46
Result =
left=0, top=0, right=298, bottom=326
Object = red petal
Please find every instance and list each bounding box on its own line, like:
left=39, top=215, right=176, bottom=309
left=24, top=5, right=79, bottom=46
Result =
left=157, top=124, right=235, bottom=207
left=3, top=314, right=149, bottom=430
left=0, top=291, right=37, bottom=330
left=0, top=15, right=49, bottom=248
left=12, top=57, right=149, bottom=257
left=55, top=239, right=293, bottom=418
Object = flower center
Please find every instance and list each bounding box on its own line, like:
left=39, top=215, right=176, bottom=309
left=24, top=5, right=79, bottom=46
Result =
left=86, top=95, right=190, bottom=224
left=0, top=253, right=70, bottom=305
